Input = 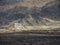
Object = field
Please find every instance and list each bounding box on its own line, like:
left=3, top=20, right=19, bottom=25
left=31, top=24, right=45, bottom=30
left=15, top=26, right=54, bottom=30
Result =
left=0, top=30, right=60, bottom=45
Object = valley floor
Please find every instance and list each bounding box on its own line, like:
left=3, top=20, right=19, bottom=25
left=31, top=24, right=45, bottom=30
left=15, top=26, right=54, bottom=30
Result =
left=0, top=31, right=60, bottom=45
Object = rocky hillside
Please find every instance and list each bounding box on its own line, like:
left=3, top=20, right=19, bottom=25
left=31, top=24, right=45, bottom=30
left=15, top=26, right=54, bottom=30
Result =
left=0, top=0, right=60, bottom=31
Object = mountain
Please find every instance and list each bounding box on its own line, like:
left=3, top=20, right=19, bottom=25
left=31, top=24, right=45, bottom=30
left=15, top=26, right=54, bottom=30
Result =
left=0, top=0, right=60, bottom=31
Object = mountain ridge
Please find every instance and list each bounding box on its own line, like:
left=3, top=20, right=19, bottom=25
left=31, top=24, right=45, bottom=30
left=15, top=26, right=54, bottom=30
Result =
left=0, top=0, right=60, bottom=31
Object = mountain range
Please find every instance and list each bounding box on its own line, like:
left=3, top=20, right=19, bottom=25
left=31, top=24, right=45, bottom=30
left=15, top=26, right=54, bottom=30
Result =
left=0, top=0, right=60, bottom=32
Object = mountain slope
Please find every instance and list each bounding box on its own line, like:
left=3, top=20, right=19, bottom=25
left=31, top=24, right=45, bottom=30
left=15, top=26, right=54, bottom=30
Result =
left=0, top=0, right=60, bottom=31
